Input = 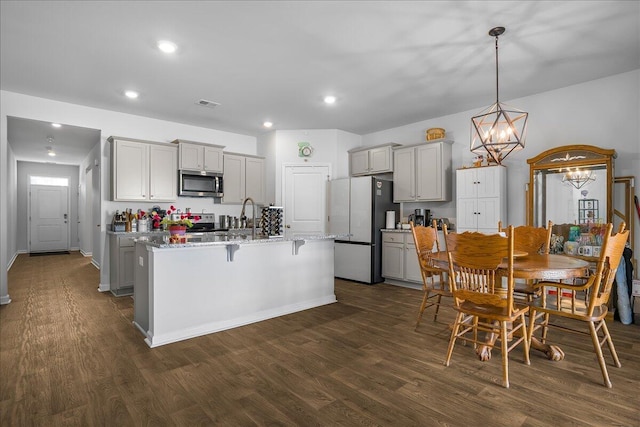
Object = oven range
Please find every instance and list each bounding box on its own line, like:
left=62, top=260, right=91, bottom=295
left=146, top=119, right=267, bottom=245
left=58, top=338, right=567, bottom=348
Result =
left=170, top=213, right=227, bottom=233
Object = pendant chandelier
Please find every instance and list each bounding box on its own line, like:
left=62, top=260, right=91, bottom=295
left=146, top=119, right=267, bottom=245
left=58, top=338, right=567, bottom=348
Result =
left=471, top=27, right=528, bottom=164
left=562, top=168, right=596, bottom=189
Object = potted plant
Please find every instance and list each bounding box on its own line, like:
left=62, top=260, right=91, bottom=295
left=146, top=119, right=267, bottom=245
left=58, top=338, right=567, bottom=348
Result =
left=152, top=205, right=200, bottom=235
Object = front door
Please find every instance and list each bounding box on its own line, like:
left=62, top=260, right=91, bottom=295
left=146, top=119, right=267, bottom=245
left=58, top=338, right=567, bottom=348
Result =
left=283, top=164, right=330, bottom=236
left=29, top=183, right=69, bottom=253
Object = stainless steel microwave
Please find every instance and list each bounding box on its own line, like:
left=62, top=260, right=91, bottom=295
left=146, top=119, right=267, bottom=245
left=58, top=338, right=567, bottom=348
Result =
left=178, top=170, right=223, bottom=197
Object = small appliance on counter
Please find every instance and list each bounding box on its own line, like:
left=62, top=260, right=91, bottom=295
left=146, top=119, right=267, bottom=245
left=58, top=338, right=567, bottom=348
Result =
left=408, top=209, right=431, bottom=226
left=435, top=218, right=451, bottom=230
left=111, top=211, right=126, bottom=232
left=260, top=206, right=283, bottom=237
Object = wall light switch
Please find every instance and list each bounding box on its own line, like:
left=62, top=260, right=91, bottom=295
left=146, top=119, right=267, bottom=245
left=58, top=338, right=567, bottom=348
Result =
left=138, top=256, right=144, bottom=267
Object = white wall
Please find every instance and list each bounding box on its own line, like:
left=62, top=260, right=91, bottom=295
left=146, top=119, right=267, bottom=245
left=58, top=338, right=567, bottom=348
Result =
left=16, top=162, right=80, bottom=252
left=271, top=129, right=361, bottom=205
left=362, top=70, right=640, bottom=251
left=257, top=130, right=278, bottom=205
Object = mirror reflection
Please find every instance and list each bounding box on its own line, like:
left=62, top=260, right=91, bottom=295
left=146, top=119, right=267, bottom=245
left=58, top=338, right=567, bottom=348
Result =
left=534, top=166, right=607, bottom=226
left=528, top=145, right=616, bottom=242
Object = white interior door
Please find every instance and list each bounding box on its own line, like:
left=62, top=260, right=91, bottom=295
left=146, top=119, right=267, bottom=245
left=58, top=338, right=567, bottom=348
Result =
left=30, top=184, right=69, bottom=252
left=283, top=164, right=330, bottom=236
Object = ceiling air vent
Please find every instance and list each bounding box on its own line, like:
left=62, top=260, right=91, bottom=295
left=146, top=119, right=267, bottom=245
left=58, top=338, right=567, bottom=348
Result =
left=196, top=99, right=221, bottom=108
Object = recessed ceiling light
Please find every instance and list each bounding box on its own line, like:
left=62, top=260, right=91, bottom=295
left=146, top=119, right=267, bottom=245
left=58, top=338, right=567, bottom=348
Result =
left=125, top=90, right=139, bottom=99
left=324, top=95, right=337, bottom=104
left=51, top=123, right=61, bottom=128
left=157, top=40, right=178, bottom=54
left=263, top=121, right=273, bottom=128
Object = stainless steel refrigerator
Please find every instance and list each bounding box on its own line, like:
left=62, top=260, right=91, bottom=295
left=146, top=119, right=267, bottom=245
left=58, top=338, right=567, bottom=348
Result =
left=329, top=176, right=397, bottom=284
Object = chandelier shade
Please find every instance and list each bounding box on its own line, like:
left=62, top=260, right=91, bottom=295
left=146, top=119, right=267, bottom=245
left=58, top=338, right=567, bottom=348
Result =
left=470, top=27, right=528, bottom=164
left=562, top=168, right=596, bottom=189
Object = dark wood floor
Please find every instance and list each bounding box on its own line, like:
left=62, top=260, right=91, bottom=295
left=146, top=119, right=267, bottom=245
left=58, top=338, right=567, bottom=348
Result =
left=1, top=252, right=639, bottom=426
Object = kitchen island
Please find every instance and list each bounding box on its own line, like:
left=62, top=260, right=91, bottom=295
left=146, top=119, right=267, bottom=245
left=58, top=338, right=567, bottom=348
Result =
left=133, top=233, right=341, bottom=347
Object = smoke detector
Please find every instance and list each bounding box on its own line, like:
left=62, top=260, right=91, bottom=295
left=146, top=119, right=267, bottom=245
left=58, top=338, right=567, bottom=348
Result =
left=196, top=99, right=221, bottom=108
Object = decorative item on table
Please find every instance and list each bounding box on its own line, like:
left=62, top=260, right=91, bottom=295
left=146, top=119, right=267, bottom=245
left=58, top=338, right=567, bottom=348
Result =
left=550, top=234, right=564, bottom=254
left=473, top=155, right=484, bottom=167
left=563, top=240, right=578, bottom=255
left=470, top=26, right=528, bottom=165
left=426, top=127, right=445, bottom=141
left=154, top=205, right=201, bottom=236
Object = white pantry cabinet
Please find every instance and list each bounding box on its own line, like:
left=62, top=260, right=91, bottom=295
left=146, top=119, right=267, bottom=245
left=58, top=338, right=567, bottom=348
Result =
left=455, top=165, right=507, bottom=233
left=349, top=144, right=398, bottom=176
left=222, top=153, right=265, bottom=204
left=173, top=139, right=224, bottom=173
left=110, top=136, right=177, bottom=202
left=392, top=140, right=453, bottom=202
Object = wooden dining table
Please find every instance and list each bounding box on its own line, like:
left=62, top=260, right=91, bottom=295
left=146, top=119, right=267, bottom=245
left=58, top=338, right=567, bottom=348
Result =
left=431, top=251, right=591, bottom=361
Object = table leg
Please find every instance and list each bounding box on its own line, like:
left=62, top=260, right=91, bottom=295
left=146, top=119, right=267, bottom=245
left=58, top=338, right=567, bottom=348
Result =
left=475, top=325, right=565, bottom=361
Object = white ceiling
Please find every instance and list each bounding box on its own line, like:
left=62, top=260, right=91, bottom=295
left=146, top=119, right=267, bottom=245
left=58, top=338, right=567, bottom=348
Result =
left=2, top=1, right=639, bottom=164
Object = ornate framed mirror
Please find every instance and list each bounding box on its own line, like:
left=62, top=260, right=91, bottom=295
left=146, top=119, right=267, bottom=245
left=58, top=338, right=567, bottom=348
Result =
left=527, top=145, right=616, bottom=229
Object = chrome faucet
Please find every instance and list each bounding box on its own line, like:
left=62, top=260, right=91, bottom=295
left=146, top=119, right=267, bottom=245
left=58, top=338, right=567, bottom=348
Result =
left=240, top=197, right=256, bottom=238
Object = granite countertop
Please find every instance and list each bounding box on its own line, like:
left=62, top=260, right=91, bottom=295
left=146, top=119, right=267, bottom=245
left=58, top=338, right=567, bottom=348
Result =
left=107, top=229, right=169, bottom=236
left=136, top=233, right=349, bottom=249
left=381, top=227, right=451, bottom=233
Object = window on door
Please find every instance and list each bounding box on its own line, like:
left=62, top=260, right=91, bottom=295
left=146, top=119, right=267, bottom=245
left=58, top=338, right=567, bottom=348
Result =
left=30, top=176, right=69, bottom=186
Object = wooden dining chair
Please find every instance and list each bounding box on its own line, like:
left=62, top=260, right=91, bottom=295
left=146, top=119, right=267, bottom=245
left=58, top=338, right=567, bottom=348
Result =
left=498, top=220, right=553, bottom=302
left=527, top=222, right=628, bottom=388
left=443, top=226, right=530, bottom=388
left=410, top=220, right=451, bottom=330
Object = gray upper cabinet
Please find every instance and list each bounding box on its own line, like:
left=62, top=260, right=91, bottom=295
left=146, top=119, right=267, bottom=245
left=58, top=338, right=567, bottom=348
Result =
left=173, top=139, right=224, bottom=173
left=349, top=144, right=399, bottom=176
left=222, top=153, right=265, bottom=204
left=110, top=136, right=177, bottom=202
left=392, top=140, right=453, bottom=202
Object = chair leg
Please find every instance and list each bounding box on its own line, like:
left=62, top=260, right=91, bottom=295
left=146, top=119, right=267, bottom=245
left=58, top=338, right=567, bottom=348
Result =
left=600, top=320, right=621, bottom=368
left=527, top=308, right=536, bottom=347
left=540, top=313, right=550, bottom=344
left=500, top=320, right=509, bottom=388
left=445, top=312, right=464, bottom=367
left=433, top=294, right=442, bottom=321
left=588, top=321, right=612, bottom=388
left=415, top=290, right=429, bottom=330
left=520, top=313, right=530, bottom=366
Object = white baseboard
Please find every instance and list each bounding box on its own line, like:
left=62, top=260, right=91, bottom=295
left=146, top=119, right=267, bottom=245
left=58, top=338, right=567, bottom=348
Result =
left=80, top=249, right=92, bottom=257
left=70, top=246, right=79, bottom=251
left=91, top=259, right=100, bottom=270
left=0, top=294, right=12, bottom=305
left=98, top=283, right=110, bottom=292
left=7, top=252, right=19, bottom=270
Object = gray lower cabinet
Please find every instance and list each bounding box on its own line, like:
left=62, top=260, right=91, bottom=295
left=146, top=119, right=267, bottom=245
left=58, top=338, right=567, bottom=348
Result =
left=381, top=232, right=422, bottom=283
left=109, top=234, right=136, bottom=296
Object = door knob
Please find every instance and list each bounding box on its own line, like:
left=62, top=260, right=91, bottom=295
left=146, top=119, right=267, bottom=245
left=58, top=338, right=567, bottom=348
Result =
left=286, top=224, right=291, bottom=228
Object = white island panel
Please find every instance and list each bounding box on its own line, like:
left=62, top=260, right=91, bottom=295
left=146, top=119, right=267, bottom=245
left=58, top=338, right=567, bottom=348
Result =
left=135, top=237, right=336, bottom=347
